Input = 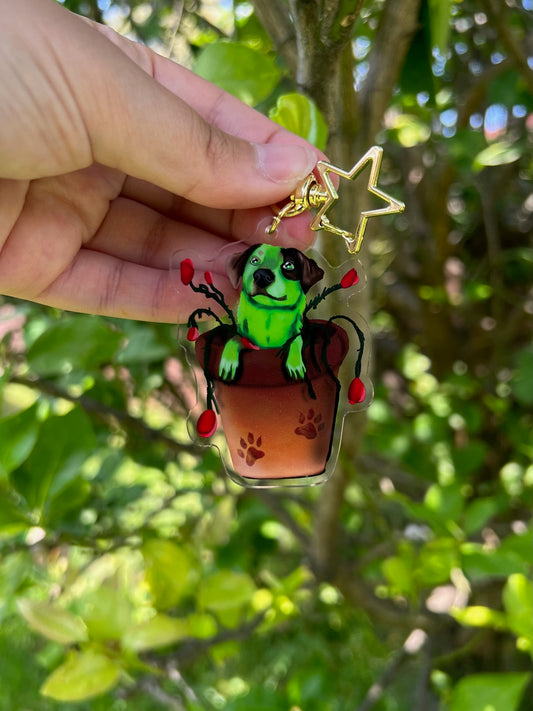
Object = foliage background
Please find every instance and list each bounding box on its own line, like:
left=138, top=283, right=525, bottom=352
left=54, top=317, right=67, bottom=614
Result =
left=0, top=1, right=532, bottom=710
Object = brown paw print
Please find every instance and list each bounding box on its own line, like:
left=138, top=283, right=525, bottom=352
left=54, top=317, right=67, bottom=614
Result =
left=294, top=409, right=325, bottom=440
left=237, top=432, right=265, bottom=467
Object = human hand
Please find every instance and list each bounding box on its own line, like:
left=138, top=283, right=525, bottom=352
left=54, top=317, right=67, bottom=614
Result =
left=0, top=0, right=324, bottom=322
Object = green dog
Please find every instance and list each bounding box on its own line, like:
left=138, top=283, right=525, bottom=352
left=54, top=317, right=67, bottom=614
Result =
left=219, top=244, right=324, bottom=381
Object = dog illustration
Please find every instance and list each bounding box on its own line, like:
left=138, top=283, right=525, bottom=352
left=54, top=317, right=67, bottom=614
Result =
left=219, top=243, right=324, bottom=381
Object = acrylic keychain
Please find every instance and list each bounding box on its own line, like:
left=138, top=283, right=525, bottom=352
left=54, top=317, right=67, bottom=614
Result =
left=175, top=146, right=404, bottom=488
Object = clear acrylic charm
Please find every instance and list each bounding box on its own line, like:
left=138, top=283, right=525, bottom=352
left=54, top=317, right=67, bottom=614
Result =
left=174, top=146, right=404, bottom=487
left=175, top=242, right=372, bottom=488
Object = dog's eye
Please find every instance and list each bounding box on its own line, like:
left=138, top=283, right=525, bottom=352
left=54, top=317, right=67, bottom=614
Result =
left=282, top=260, right=295, bottom=271
left=250, top=257, right=261, bottom=265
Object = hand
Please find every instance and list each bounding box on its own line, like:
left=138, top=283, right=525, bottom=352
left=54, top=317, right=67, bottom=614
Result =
left=0, top=0, right=324, bottom=323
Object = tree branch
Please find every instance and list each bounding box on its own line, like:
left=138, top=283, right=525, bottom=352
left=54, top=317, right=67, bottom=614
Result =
left=10, top=375, right=199, bottom=455
left=254, top=490, right=311, bottom=548
left=250, top=0, right=298, bottom=75
left=360, top=0, right=421, bottom=141
left=355, top=629, right=429, bottom=711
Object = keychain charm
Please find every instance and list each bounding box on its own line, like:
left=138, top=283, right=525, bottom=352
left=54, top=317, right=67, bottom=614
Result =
left=268, top=145, right=405, bottom=254
left=176, top=146, right=404, bottom=487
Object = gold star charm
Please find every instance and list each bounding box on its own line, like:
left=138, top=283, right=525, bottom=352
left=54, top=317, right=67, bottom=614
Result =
left=268, top=146, right=405, bottom=254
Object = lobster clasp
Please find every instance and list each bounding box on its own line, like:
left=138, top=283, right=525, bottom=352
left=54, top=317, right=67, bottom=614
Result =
left=268, top=146, right=405, bottom=255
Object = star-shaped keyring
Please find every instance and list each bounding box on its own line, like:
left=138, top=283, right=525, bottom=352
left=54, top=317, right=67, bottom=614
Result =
left=268, top=146, right=405, bottom=254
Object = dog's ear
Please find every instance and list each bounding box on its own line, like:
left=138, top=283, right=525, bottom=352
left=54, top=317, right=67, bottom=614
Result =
left=283, top=249, right=324, bottom=293
left=300, top=254, right=324, bottom=293
left=226, top=245, right=258, bottom=289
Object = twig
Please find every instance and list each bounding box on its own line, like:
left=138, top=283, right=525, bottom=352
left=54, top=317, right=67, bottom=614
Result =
left=355, top=629, right=428, bottom=711
left=138, top=678, right=186, bottom=711
left=165, top=662, right=200, bottom=704
left=166, top=1, right=185, bottom=59
left=250, top=0, right=297, bottom=74
left=355, top=650, right=409, bottom=711
left=163, top=611, right=268, bottom=668
left=254, top=490, right=311, bottom=548
left=10, top=374, right=200, bottom=455
left=360, top=0, right=421, bottom=141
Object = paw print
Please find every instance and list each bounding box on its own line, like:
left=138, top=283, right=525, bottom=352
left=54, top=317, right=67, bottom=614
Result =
left=294, top=409, right=325, bottom=440
left=237, top=432, right=265, bottom=467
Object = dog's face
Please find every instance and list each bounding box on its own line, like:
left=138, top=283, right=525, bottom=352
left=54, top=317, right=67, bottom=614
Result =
left=227, top=244, right=324, bottom=309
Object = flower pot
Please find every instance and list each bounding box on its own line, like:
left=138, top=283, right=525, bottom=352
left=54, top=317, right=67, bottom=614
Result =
left=195, top=320, right=349, bottom=484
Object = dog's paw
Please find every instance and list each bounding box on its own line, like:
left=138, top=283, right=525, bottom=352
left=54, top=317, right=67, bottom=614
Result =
left=285, top=341, right=306, bottom=380
left=285, top=355, right=306, bottom=379
left=219, top=339, right=241, bottom=381
left=286, top=361, right=306, bottom=380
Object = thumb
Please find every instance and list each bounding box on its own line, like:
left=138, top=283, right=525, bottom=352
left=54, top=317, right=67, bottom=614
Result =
left=79, top=27, right=318, bottom=208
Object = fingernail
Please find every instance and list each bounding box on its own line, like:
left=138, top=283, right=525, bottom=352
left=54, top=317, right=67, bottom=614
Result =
left=254, top=143, right=317, bottom=184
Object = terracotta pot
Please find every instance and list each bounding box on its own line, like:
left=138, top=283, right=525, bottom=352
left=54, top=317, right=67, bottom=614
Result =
left=195, top=320, right=349, bottom=483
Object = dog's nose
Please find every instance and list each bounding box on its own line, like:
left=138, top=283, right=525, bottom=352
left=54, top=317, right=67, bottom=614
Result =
left=253, top=269, right=275, bottom=288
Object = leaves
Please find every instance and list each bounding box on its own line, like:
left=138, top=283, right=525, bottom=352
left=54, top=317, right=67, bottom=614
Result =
left=78, top=585, right=134, bottom=641
left=449, top=672, right=531, bottom=711
left=511, top=347, right=533, bottom=406
left=427, top=0, right=454, bottom=54
left=40, top=650, right=121, bottom=701
left=122, top=614, right=189, bottom=652
left=269, top=93, right=328, bottom=150
left=10, top=406, right=95, bottom=514
left=0, top=404, right=39, bottom=480
left=1, top=0, right=532, bottom=708
left=503, top=574, right=533, bottom=654
left=17, top=599, right=88, bottom=645
left=194, top=42, right=281, bottom=106
left=27, top=315, right=123, bottom=376
left=473, top=141, right=522, bottom=171
left=142, top=539, right=196, bottom=610
left=199, top=570, right=256, bottom=627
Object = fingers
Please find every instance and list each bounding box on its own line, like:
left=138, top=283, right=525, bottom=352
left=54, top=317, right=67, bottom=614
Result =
left=69, top=16, right=321, bottom=208
left=118, top=181, right=317, bottom=249
left=35, top=247, right=236, bottom=324
left=85, top=18, right=326, bottom=156
left=86, top=198, right=316, bottom=282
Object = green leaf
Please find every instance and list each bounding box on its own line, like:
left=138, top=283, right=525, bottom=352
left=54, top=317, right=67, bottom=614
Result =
left=511, top=347, right=533, bottom=406
left=428, top=0, right=454, bottom=54
left=463, top=497, right=501, bottom=535
left=0, top=404, right=39, bottom=480
left=382, top=556, right=415, bottom=597
left=45, top=476, right=91, bottom=523
left=194, top=42, right=281, bottom=106
left=199, top=570, right=256, bottom=616
left=416, top=538, right=459, bottom=586
left=399, top=14, right=435, bottom=101
left=473, top=141, right=522, bottom=172
left=452, top=441, right=488, bottom=479
left=40, top=650, right=121, bottom=701
left=142, top=540, right=195, bottom=610
left=451, top=605, right=507, bottom=631
left=390, top=113, right=431, bottom=148
left=269, top=93, right=328, bottom=150
left=449, top=672, right=531, bottom=711
left=461, top=543, right=529, bottom=581
left=11, top=407, right=95, bottom=512
left=79, top=586, right=134, bottom=641
left=27, top=315, right=123, bottom=376
left=424, top=483, right=464, bottom=521
left=17, top=599, right=88, bottom=644
left=503, top=574, right=533, bottom=652
left=116, top=324, right=172, bottom=365
left=122, top=614, right=189, bottom=652
left=187, top=612, right=217, bottom=639
left=0, top=495, right=29, bottom=534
